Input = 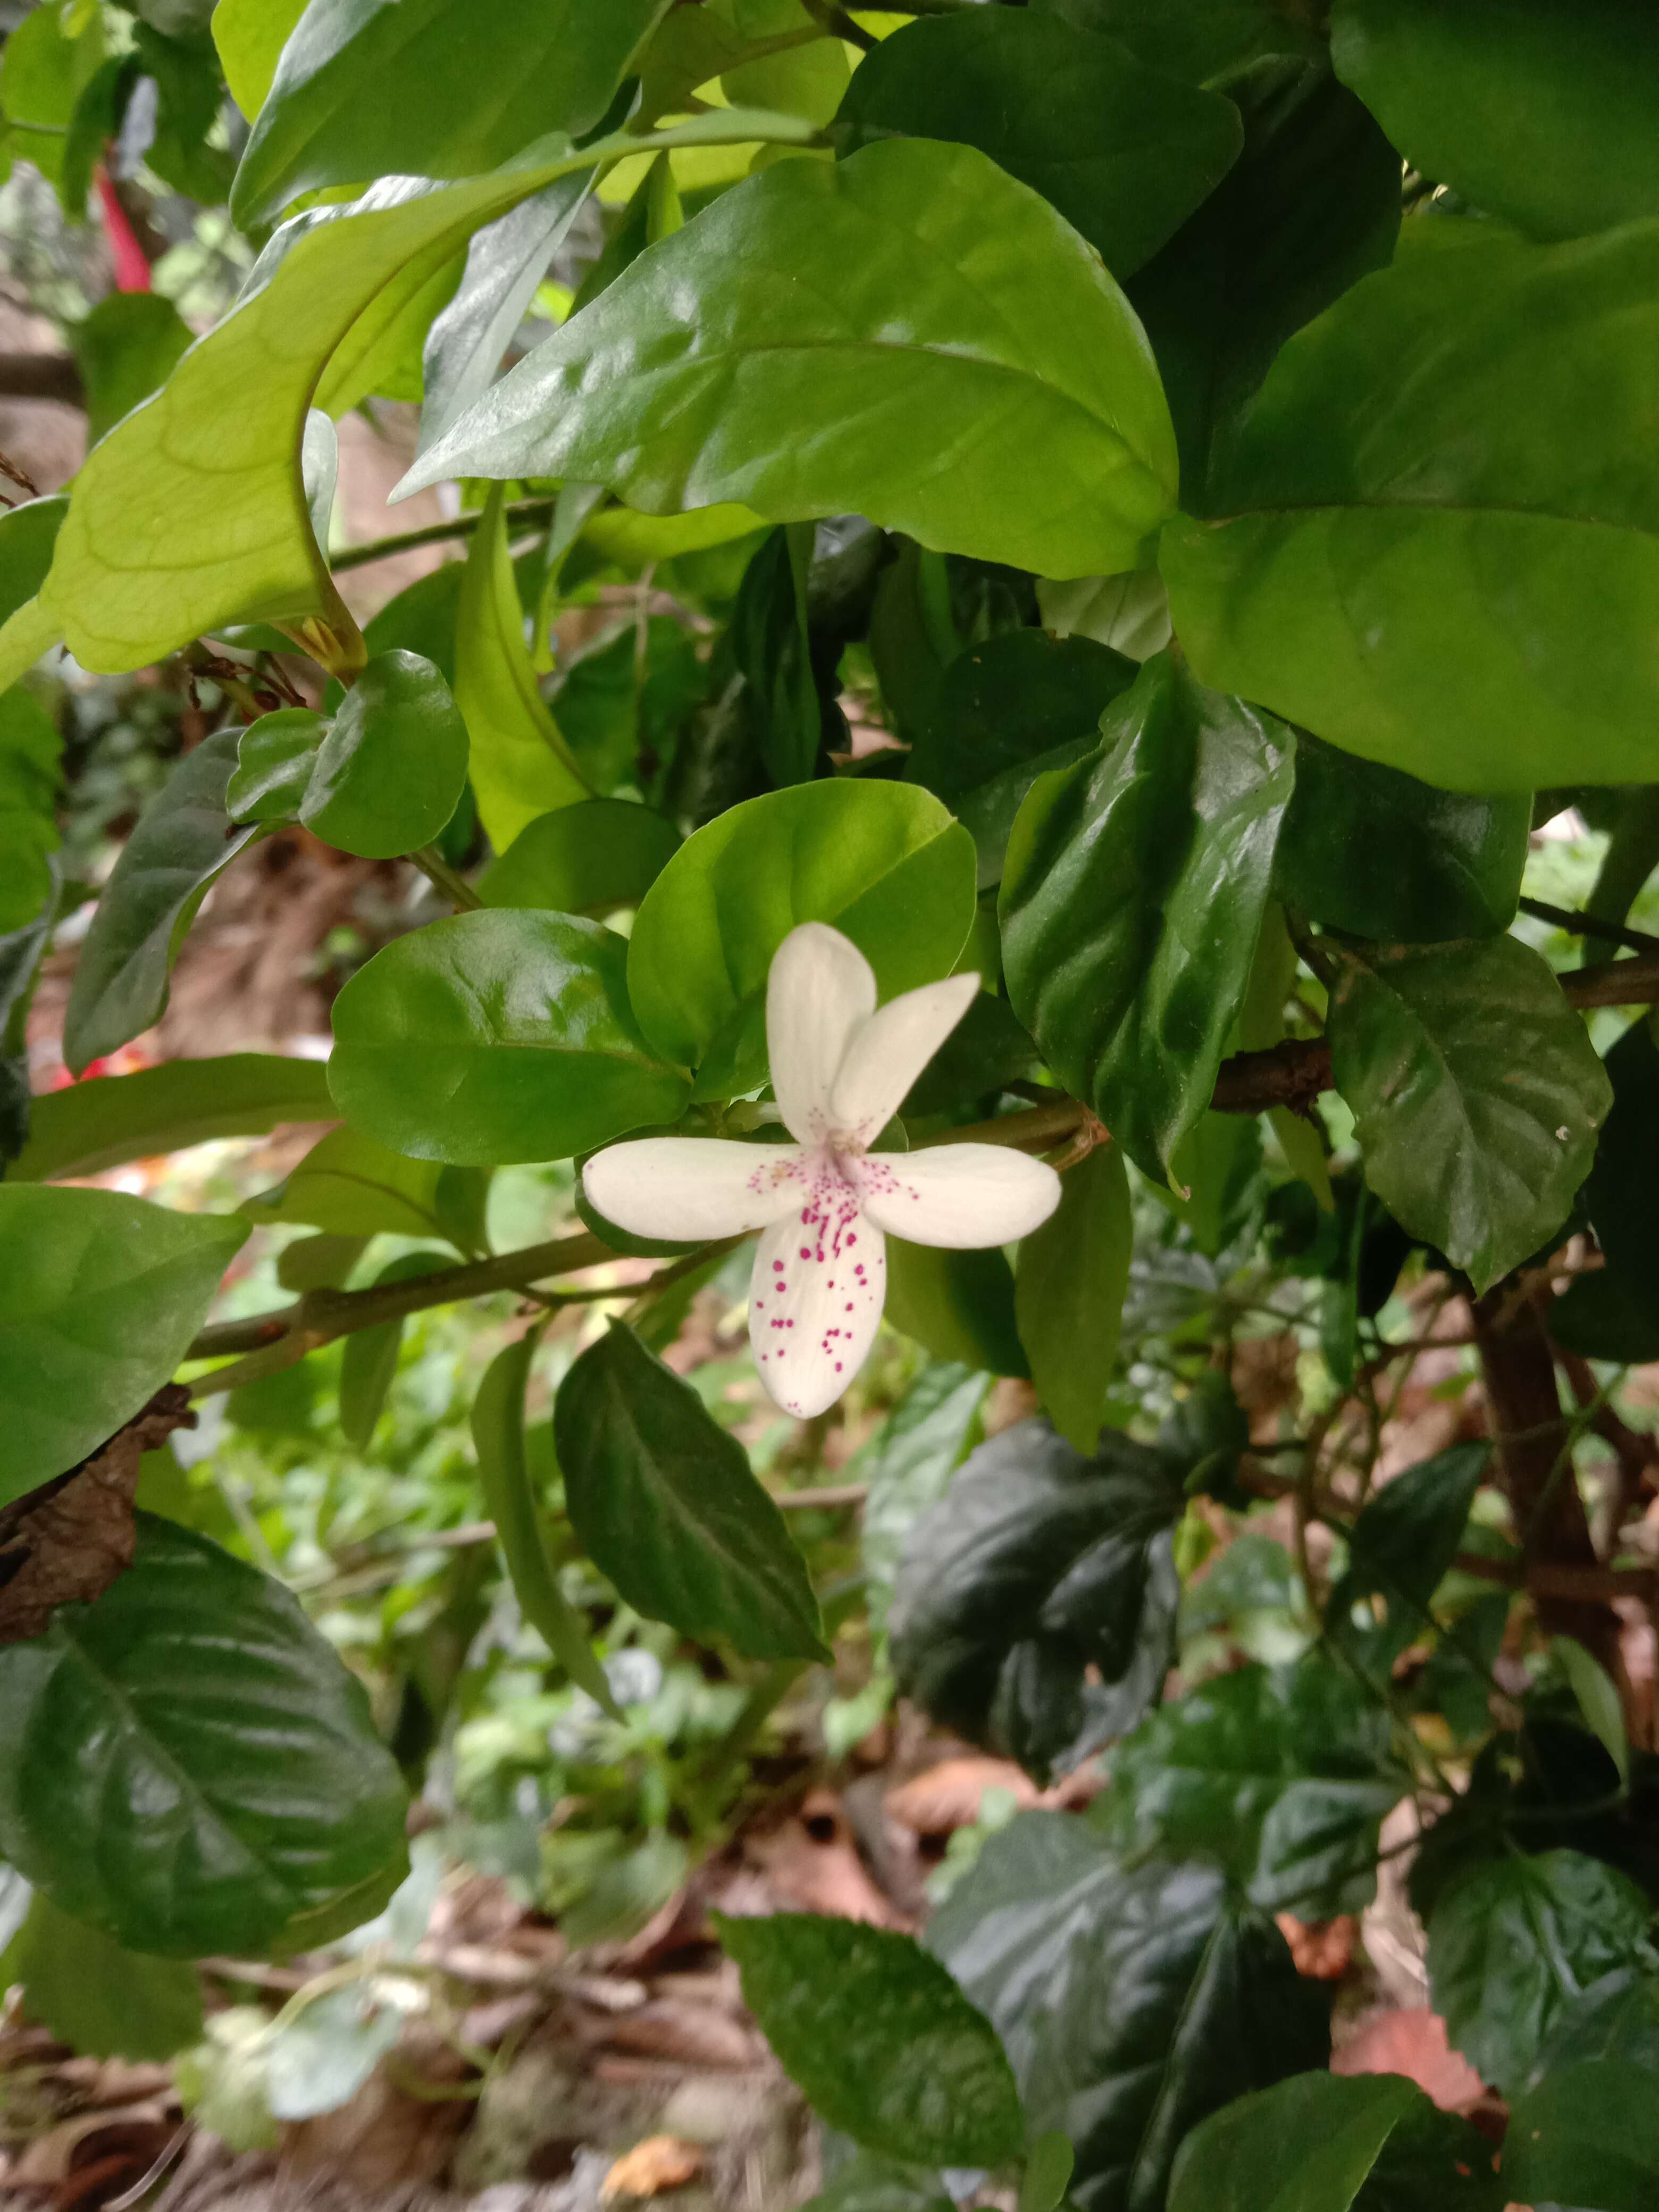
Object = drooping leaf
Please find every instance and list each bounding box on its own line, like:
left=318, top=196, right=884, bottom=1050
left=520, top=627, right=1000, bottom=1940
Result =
left=337, top=1250, right=450, bottom=1449
left=329, top=910, right=691, bottom=1166
left=1016, top=1144, right=1133, bottom=1457
left=0, top=1889, right=204, bottom=2063
left=890, top=1418, right=1185, bottom=1781
left=299, top=649, right=469, bottom=858
left=884, top=1241, right=1027, bottom=1381
left=408, top=139, right=1180, bottom=584
left=928, top=1813, right=1330, bottom=2212
left=835, top=10, right=1242, bottom=278
left=718, top=1913, right=1023, bottom=2169
left=480, top=799, right=681, bottom=915
left=554, top=1322, right=829, bottom=1663
left=1325, top=934, right=1611, bottom=1293
left=71, top=292, right=193, bottom=445
left=0, top=1514, right=408, bottom=1956
left=10, top=1052, right=334, bottom=1183
left=1001, top=653, right=1296, bottom=1182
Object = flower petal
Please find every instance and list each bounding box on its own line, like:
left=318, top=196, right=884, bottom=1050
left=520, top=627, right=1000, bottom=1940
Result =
left=583, top=1138, right=807, bottom=1242
left=767, top=923, right=876, bottom=1145
left=853, top=1144, right=1062, bottom=1248
left=750, top=1192, right=886, bottom=1419
left=829, top=972, right=981, bottom=1147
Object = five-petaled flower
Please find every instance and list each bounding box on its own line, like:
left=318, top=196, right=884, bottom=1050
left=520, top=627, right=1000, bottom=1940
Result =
left=584, top=923, right=1062, bottom=1418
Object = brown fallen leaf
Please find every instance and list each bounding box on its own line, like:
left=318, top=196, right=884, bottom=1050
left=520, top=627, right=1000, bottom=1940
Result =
left=885, top=1757, right=1043, bottom=1837
left=0, top=1386, right=194, bottom=1645
left=601, top=2134, right=705, bottom=2200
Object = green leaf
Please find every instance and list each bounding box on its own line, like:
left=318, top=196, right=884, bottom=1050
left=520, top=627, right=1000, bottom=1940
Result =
left=716, top=1911, right=1024, bottom=2169
left=854, top=1362, right=989, bottom=1637
left=243, top=1126, right=459, bottom=1240
left=890, top=1418, right=1185, bottom=1781
left=480, top=798, right=681, bottom=915
left=929, top=1813, right=1330, bottom=2212
left=453, top=484, right=589, bottom=853
left=63, top=727, right=262, bottom=1075
left=71, top=291, right=192, bottom=445
left=263, top=1984, right=404, bottom=2121
left=1161, top=223, right=1659, bottom=790
left=836, top=10, right=1241, bottom=278
left=554, top=1321, right=829, bottom=1663
left=1534, top=1966, right=1659, bottom=2081
left=10, top=1052, right=334, bottom=1182
left=0, top=1189, right=245, bottom=1504
left=409, top=139, right=1180, bottom=584
left=720, top=0, right=849, bottom=125
left=732, top=524, right=825, bottom=790
left=231, top=0, right=666, bottom=226
left=0, top=496, right=67, bottom=632
left=0, top=890, right=55, bottom=1168
left=213, top=0, right=307, bottom=119
left=1552, top=1636, right=1631, bottom=1787
left=1021, top=2133, right=1077, bottom=2212
left=0, top=683, right=63, bottom=935
left=906, top=630, right=1138, bottom=892
left=1001, top=653, right=1296, bottom=1182
left=0, top=1513, right=408, bottom=1956
left=299, top=649, right=468, bottom=858
left=472, top=1332, right=618, bottom=1713
left=901, top=991, right=1041, bottom=1118
left=1505, top=2058, right=1659, bottom=2212
left=1580, top=1017, right=1659, bottom=1327
left=227, top=707, right=328, bottom=822
left=0, top=1890, right=204, bottom=2063
left=337, top=1249, right=450, bottom=1448
left=1325, top=935, right=1611, bottom=1294
left=799, top=2156, right=954, bottom=2212
left=1035, top=0, right=1324, bottom=83
left=329, top=909, right=691, bottom=1167
left=1016, top=1144, right=1133, bottom=1457
left=885, top=1241, right=1028, bottom=1381
left=1327, top=1442, right=1489, bottom=1681
left=0, top=2, right=104, bottom=191
left=1333, top=0, right=1659, bottom=244
left=626, top=780, right=975, bottom=1099
left=1424, top=1847, right=1653, bottom=2094
left=1098, top=1658, right=1408, bottom=1916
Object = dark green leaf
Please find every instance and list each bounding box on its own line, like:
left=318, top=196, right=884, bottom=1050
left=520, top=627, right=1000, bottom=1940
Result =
left=0, top=1514, right=408, bottom=1956
left=717, top=1911, right=1024, bottom=2169
left=1035, top=0, right=1325, bottom=84
left=0, top=883, right=54, bottom=1167
left=1580, top=1017, right=1659, bottom=1328
left=1504, top=2058, right=1659, bottom=2212
left=0, top=496, right=68, bottom=633
left=929, top=1813, right=1330, bottom=2212
left=330, top=909, right=691, bottom=1166
left=10, top=1053, right=334, bottom=1185
left=0, top=1889, right=203, bottom=2062
left=362, top=560, right=464, bottom=686
left=1549, top=1258, right=1659, bottom=1363
left=885, top=1240, right=1027, bottom=1381
left=854, top=1362, right=988, bottom=1637
left=732, top=524, right=828, bottom=790
left=1016, top=1143, right=1133, bottom=1456
left=337, top=1250, right=450, bottom=1449
left=227, top=707, right=327, bottom=822
left=1327, top=1442, right=1489, bottom=1683
left=1326, top=935, right=1611, bottom=1293
left=0, top=685, right=62, bottom=937
left=1533, top=1965, right=1659, bottom=2081
left=1001, top=653, right=1296, bottom=1182
left=836, top=11, right=1241, bottom=278
left=71, top=292, right=193, bottom=445
left=890, top=1418, right=1185, bottom=1781
left=480, top=799, right=681, bottom=915
left=300, top=650, right=469, bottom=858
left=901, top=991, right=1041, bottom=1118
left=554, top=1322, right=829, bottom=1663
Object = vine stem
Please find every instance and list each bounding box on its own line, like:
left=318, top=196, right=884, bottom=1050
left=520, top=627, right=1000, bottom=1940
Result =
left=328, top=496, right=559, bottom=574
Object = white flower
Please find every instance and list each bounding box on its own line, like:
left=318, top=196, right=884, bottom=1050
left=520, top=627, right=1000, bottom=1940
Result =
left=583, top=923, right=1062, bottom=1419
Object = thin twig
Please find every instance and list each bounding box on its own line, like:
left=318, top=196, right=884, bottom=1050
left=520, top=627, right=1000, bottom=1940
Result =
left=1519, top=895, right=1659, bottom=956
left=412, top=844, right=484, bottom=911
left=328, top=497, right=559, bottom=573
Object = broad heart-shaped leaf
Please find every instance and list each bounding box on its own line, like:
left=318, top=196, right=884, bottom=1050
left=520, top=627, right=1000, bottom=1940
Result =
left=1000, top=653, right=1296, bottom=1183
left=407, top=138, right=1180, bottom=585
left=1035, top=0, right=1323, bottom=83
left=0, top=1890, right=203, bottom=2064
left=717, top=1913, right=1023, bottom=2169
left=10, top=1052, right=334, bottom=1183
left=906, top=630, right=1138, bottom=892
left=1325, top=935, right=1611, bottom=1294
left=63, top=728, right=261, bottom=1075
left=480, top=800, right=681, bottom=916
left=1275, top=732, right=1530, bottom=944
left=0, top=1189, right=245, bottom=1504
left=1505, top=2059, right=1659, bottom=2212
left=627, top=780, right=975, bottom=1100
left=889, top=1418, right=1185, bottom=1782
left=1161, top=222, right=1659, bottom=791
left=835, top=10, right=1241, bottom=279
left=854, top=1363, right=988, bottom=1638
left=554, top=1322, right=829, bottom=1663
left=1016, top=1143, right=1132, bottom=1457
left=1167, top=2071, right=1505, bottom=2212
left=928, top=1814, right=1330, bottom=2212
left=0, top=1514, right=408, bottom=1956
left=1333, top=0, right=1659, bottom=245
left=1097, top=1658, right=1410, bottom=1917
left=329, top=910, right=691, bottom=1167
left=299, top=650, right=469, bottom=858
left=231, top=0, right=665, bottom=225
left=1423, top=1848, right=1653, bottom=2096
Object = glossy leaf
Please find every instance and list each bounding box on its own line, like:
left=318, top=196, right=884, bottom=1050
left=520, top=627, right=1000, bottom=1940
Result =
left=329, top=910, right=691, bottom=1167
left=717, top=1911, right=1024, bottom=2169
left=855, top=1363, right=988, bottom=1636
left=0, top=1514, right=408, bottom=1956
left=11, top=1052, right=334, bottom=1183
left=0, top=684, right=63, bottom=935
left=885, top=1241, right=1027, bottom=1381
left=71, top=292, right=192, bottom=445
left=1326, top=935, right=1611, bottom=1293
left=732, top=525, right=825, bottom=789
left=63, top=727, right=261, bottom=1074
left=300, top=649, right=468, bottom=858
left=1162, top=223, right=1659, bottom=789
left=890, top=1418, right=1185, bottom=1781
left=408, top=139, right=1180, bottom=584
left=0, top=497, right=67, bottom=637
left=627, top=780, right=975, bottom=1099
left=0, top=1189, right=245, bottom=1505
left=337, top=1250, right=449, bottom=1448
left=1001, top=653, right=1296, bottom=1182
left=554, top=1322, right=829, bottom=1662
left=836, top=11, right=1242, bottom=278
left=799, top=2159, right=959, bottom=2212
left=0, top=1890, right=204, bottom=2063
left=227, top=707, right=327, bottom=822
left=1533, top=1967, right=1659, bottom=2081
left=929, top=1813, right=1330, bottom=2212
left=480, top=799, right=681, bottom=916
left=1016, top=1144, right=1132, bottom=1457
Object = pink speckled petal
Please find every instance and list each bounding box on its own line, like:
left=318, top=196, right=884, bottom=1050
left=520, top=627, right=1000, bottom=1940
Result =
left=852, top=1144, right=1062, bottom=1249
left=829, top=971, right=981, bottom=1146
left=583, top=1138, right=807, bottom=1242
left=749, top=1179, right=886, bottom=1419
left=767, top=923, right=876, bottom=1145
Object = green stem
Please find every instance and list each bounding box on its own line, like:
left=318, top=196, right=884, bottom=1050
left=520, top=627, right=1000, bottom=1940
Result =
left=328, top=497, right=559, bottom=574
left=1519, top=893, right=1659, bottom=957
left=1581, top=787, right=1659, bottom=963
left=412, top=844, right=484, bottom=911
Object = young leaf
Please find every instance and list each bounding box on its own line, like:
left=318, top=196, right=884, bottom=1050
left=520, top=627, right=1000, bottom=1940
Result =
left=855, top=1362, right=990, bottom=1636
left=0, top=1514, right=408, bottom=1956
left=1326, top=935, right=1611, bottom=1293
left=300, top=649, right=469, bottom=858
left=9, top=1052, right=335, bottom=1184
left=227, top=707, right=327, bottom=822
left=0, top=1890, right=204, bottom=2063
left=407, top=139, right=1180, bottom=584
left=1016, top=1143, right=1133, bottom=1456
left=1326, top=1441, right=1489, bottom=1681
left=479, top=798, right=681, bottom=916
left=329, top=910, right=692, bottom=1166
left=554, top=1322, right=830, bottom=1663
left=717, top=1911, right=1024, bottom=2169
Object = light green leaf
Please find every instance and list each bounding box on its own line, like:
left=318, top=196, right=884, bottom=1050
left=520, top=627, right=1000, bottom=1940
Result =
left=1020, top=2134, right=1076, bottom=2212
left=337, top=1249, right=449, bottom=1449
left=0, top=1188, right=246, bottom=1504
left=480, top=799, right=681, bottom=916
left=408, top=138, right=1180, bottom=584
left=1, top=1890, right=204, bottom=2063
left=10, top=1052, right=334, bottom=1182
left=212, top=0, right=308, bottom=118
left=1016, top=1144, right=1132, bottom=1457
left=300, top=649, right=469, bottom=858
left=0, top=684, right=62, bottom=935
left=263, top=1984, right=403, bottom=2121
left=1552, top=1635, right=1630, bottom=1786
left=242, top=1125, right=459, bottom=1239
left=885, top=1241, right=1027, bottom=1381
